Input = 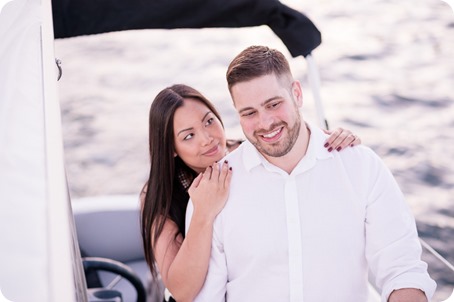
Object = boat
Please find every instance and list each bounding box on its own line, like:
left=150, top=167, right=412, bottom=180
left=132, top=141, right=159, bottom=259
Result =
left=1, top=0, right=452, bottom=301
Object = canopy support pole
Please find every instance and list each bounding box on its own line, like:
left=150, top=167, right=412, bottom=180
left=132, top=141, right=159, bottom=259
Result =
left=305, top=54, right=329, bottom=130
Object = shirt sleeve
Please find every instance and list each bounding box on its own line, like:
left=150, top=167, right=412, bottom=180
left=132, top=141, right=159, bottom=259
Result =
left=363, top=150, right=437, bottom=302
left=185, top=200, right=228, bottom=302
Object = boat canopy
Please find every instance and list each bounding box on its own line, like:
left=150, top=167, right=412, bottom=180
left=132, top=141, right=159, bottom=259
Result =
left=52, top=0, right=321, bottom=57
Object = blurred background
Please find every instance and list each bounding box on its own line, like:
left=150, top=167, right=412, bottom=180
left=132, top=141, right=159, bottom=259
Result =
left=54, top=0, right=453, bottom=299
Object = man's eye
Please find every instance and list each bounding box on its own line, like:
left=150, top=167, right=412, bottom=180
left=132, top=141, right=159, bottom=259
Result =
left=269, top=102, right=281, bottom=109
left=242, top=111, right=255, bottom=117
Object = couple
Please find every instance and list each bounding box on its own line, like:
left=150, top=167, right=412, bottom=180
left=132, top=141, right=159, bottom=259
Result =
left=141, top=46, right=436, bottom=302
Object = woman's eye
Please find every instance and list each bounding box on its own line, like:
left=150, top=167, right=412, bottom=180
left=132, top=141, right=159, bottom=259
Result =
left=183, top=133, right=194, bottom=140
left=206, top=117, right=214, bottom=125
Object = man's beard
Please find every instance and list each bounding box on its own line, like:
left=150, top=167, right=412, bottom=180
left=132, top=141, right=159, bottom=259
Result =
left=249, top=114, right=301, bottom=158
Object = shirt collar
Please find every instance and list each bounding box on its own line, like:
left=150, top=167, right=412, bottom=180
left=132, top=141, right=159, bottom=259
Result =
left=306, top=121, right=333, bottom=161
left=242, top=121, right=333, bottom=173
left=242, top=140, right=263, bottom=172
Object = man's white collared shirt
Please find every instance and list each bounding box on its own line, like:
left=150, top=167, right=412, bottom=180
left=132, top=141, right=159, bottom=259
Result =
left=186, top=125, right=436, bottom=302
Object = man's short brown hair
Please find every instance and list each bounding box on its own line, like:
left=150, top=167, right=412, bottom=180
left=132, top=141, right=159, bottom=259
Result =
left=226, top=45, right=293, bottom=92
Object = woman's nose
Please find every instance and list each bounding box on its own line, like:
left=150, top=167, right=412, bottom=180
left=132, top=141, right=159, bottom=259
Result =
left=200, top=130, right=213, bottom=146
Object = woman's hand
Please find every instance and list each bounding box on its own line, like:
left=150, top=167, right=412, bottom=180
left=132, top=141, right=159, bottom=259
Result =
left=188, top=160, right=232, bottom=221
left=323, top=127, right=361, bottom=152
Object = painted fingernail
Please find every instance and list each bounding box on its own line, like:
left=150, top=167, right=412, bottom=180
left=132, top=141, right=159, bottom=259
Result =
left=351, top=144, right=354, bottom=147
left=328, top=147, right=333, bottom=152
left=224, top=160, right=228, bottom=164
left=324, top=142, right=329, bottom=148
left=229, top=167, right=232, bottom=171
left=336, top=147, right=342, bottom=151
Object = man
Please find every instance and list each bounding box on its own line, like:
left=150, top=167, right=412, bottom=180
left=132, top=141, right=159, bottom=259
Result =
left=186, top=46, right=436, bottom=302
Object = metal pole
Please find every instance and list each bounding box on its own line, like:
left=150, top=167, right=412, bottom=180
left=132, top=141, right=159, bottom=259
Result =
left=305, top=54, right=329, bottom=130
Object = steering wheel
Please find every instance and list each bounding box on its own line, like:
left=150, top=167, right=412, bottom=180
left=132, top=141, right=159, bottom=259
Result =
left=82, top=257, right=147, bottom=302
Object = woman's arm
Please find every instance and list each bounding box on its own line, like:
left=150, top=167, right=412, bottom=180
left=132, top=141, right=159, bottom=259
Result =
left=153, top=215, right=212, bottom=302
left=154, top=162, right=232, bottom=302
left=323, top=127, right=361, bottom=152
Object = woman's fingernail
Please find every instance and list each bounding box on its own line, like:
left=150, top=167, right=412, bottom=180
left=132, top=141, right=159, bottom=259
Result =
left=328, top=147, right=333, bottom=152
left=336, top=147, right=342, bottom=151
left=224, top=160, right=228, bottom=164
left=351, top=144, right=354, bottom=147
left=229, top=167, right=232, bottom=171
left=324, top=142, right=329, bottom=148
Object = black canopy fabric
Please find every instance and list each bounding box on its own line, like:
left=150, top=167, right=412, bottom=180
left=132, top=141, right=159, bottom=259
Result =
left=52, top=0, right=321, bottom=57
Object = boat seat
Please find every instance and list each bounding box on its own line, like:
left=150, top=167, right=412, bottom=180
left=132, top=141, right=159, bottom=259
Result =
left=72, top=194, right=164, bottom=302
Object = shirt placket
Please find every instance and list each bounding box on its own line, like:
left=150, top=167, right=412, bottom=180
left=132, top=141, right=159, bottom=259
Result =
left=284, top=176, right=304, bottom=301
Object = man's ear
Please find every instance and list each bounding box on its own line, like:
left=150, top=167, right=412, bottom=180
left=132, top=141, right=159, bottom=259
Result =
left=292, top=80, right=303, bottom=107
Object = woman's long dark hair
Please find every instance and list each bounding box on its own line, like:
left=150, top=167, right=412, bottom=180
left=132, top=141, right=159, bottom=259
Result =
left=141, top=84, right=224, bottom=278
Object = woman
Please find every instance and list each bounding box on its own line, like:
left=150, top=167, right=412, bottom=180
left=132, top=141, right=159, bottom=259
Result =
left=141, top=84, right=360, bottom=302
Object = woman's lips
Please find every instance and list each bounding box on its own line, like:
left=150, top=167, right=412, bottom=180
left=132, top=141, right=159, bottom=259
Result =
left=203, top=145, right=219, bottom=156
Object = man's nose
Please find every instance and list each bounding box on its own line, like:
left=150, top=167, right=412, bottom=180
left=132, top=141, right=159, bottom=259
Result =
left=258, top=111, right=275, bottom=130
